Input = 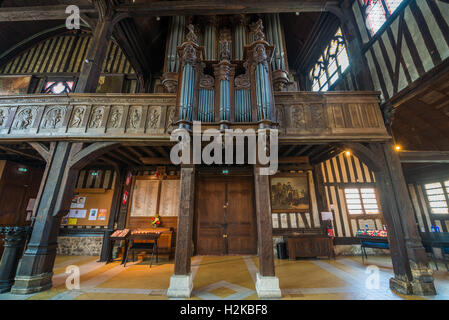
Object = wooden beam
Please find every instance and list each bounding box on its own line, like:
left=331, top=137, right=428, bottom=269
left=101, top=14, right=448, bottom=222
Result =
left=278, top=156, right=309, bottom=164
left=399, top=151, right=449, bottom=163
left=116, top=0, right=338, bottom=17
left=0, top=145, right=43, bottom=161
left=140, top=157, right=172, bottom=165
left=0, top=5, right=96, bottom=22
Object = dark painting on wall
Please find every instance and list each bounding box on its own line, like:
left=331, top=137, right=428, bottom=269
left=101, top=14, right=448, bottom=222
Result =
left=0, top=76, right=31, bottom=95
left=96, top=75, right=124, bottom=93
left=271, top=175, right=309, bottom=211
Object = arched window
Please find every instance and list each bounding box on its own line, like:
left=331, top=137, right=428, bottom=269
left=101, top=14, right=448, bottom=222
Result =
left=359, top=0, right=405, bottom=36
left=310, top=28, right=350, bottom=92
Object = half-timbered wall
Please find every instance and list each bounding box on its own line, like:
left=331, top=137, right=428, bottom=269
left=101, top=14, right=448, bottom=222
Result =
left=407, top=168, right=449, bottom=234
left=0, top=31, right=138, bottom=93
left=320, top=152, right=385, bottom=239
left=351, top=0, right=449, bottom=102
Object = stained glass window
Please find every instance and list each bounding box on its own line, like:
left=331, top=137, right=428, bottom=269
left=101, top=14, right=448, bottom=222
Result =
left=310, top=28, right=349, bottom=92
left=43, top=81, right=74, bottom=94
left=359, top=0, right=405, bottom=36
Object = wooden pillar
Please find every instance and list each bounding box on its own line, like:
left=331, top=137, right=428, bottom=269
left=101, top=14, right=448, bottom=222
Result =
left=254, top=166, right=275, bottom=276
left=339, top=0, right=374, bottom=91
left=99, top=167, right=123, bottom=262
left=11, top=142, right=82, bottom=294
left=174, top=165, right=195, bottom=275
left=253, top=165, right=281, bottom=298
left=167, top=165, right=195, bottom=298
left=75, top=17, right=114, bottom=93
left=371, top=142, right=436, bottom=296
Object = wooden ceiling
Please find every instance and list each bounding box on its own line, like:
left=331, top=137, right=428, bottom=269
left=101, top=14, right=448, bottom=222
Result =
left=392, top=68, right=449, bottom=151
left=0, top=142, right=340, bottom=169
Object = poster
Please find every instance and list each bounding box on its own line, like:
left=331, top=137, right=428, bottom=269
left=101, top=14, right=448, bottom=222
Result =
left=69, top=209, right=87, bottom=218
left=98, top=209, right=107, bottom=221
left=159, top=180, right=180, bottom=216
left=71, top=196, right=86, bottom=209
left=130, top=180, right=158, bottom=217
left=89, top=208, right=98, bottom=221
left=321, top=212, right=333, bottom=221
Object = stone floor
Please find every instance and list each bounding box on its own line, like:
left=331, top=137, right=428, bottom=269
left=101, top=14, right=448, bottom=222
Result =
left=1, top=254, right=449, bottom=300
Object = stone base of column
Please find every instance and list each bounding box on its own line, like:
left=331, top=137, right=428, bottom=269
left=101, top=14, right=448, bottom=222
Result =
left=0, top=279, right=14, bottom=293
left=411, top=278, right=436, bottom=296
left=390, top=277, right=413, bottom=295
left=167, top=273, right=193, bottom=298
left=390, top=276, right=436, bottom=296
left=255, top=273, right=282, bottom=299
left=10, top=272, right=53, bottom=295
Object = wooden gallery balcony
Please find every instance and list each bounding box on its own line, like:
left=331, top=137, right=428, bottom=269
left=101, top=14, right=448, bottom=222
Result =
left=0, top=92, right=390, bottom=142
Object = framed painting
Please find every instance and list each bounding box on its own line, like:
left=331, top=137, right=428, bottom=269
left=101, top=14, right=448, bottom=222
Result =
left=270, top=174, right=309, bottom=212
left=0, top=76, right=31, bottom=95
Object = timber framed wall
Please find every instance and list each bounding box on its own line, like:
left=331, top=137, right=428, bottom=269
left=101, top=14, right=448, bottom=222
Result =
left=0, top=30, right=138, bottom=93
left=351, top=0, right=449, bottom=102
left=320, top=152, right=385, bottom=241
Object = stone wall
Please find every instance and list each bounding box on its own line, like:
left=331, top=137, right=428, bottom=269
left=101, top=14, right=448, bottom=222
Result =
left=57, top=236, right=103, bottom=256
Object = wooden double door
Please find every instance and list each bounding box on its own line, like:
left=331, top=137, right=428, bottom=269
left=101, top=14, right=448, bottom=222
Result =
left=196, top=175, right=257, bottom=255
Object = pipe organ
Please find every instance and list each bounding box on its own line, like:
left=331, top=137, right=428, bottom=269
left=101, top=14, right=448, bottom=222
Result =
left=171, top=17, right=283, bottom=129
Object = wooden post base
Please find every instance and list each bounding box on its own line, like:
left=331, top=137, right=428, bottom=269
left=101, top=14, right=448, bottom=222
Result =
left=11, top=272, right=53, bottom=294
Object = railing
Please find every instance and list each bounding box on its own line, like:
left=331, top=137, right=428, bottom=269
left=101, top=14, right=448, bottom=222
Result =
left=0, top=91, right=390, bottom=142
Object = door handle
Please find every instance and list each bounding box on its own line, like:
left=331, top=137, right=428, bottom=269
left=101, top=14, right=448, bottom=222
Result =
left=223, top=202, right=228, bottom=209
left=223, top=234, right=228, bottom=238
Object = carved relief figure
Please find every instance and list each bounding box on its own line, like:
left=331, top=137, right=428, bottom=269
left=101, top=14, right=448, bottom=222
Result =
left=147, top=108, right=160, bottom=129
left=166, top=107, right=175, bottom=131
left=89, top=107, right=104, bottom=128
left=235, top=62, right=251, bottom=89
left=186, top=24, right=198, bottom=44
left=70, top=107, right=85, bottom=128
left=251, top=19, right=265, bottom=42
left=0, top=108, right=8, bottom=127
left=291, top=105, right=306, bottom=129
left=219, top=39, right=231, bottom=62
left=129, top=108, right=141, bottom=129
left=42, top=107, right=64, bottom=129
left=14, top=108, right=33, bottom=130
left=310, top=105, right=325, bottom=128
left=182, top=44, right=197, bottom=65
left=276, top=106, right=285, bottom=128
left=109, top=107, right=122, bottom=128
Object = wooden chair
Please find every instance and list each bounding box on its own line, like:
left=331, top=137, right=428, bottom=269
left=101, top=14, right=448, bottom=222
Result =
left=124, top=231, right=160, bottom=268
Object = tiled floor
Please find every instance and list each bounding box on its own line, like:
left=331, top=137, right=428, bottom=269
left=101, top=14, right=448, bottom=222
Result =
left=1, top=254, right=449, bottom=300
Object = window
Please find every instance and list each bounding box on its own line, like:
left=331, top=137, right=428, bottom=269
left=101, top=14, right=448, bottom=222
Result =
left=43, top=80, right=74, bottom=94
left=424, top=181, right=449, bottom=214
left=359, top=0, right=406, bottom=36
left=310, top=28, right=350, bottom=92
left=344, top=188, right=380, bottom=215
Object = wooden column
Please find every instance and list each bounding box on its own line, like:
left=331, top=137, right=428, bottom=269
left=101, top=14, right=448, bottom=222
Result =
left=99, top=167, right=124, bottom=262
left=173, top=165, right=196, bottom=276
left=371, top=142, right=436, bottom=296
left=11, top=142, right=82, bottom=294
left=75, top=17, right=114, bottom=93
left=339, top=0, right=374, bottom=91
left=254, top=166, right=275, bottom=277
left=312, top=164, right=327, bottom=218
